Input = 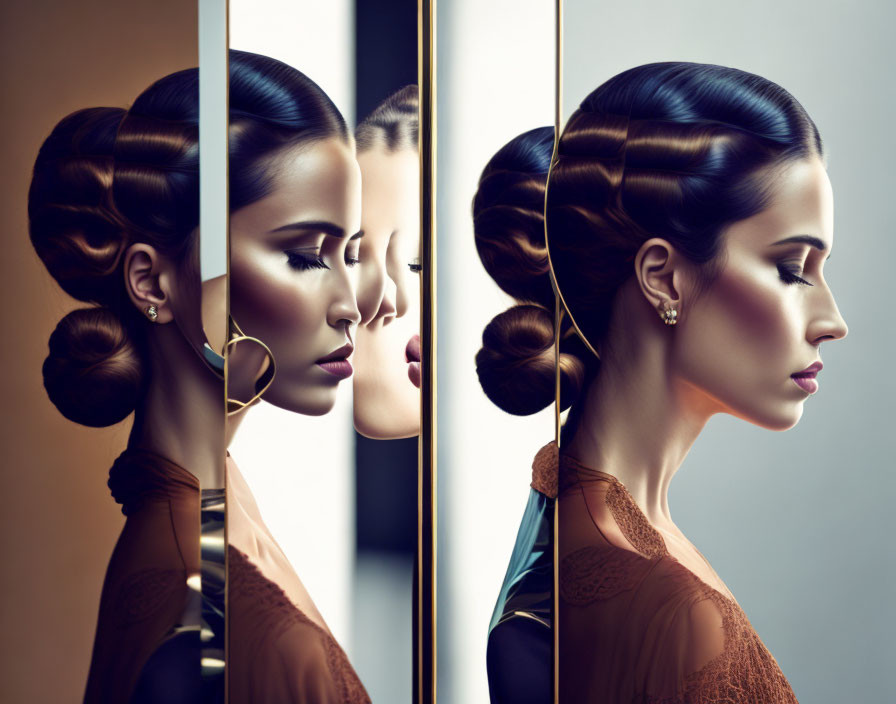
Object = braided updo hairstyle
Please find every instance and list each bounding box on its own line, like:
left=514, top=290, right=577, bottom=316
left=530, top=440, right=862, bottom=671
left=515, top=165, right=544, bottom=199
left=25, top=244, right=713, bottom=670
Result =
left=474, top=126, right=590, bottom=416
left=29, top=50, right=348, bottom=427
left=475, top=62, right=823, bottom=419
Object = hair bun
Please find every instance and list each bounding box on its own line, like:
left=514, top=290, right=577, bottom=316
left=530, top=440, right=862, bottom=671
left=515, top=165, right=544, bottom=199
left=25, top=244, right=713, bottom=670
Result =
left=43, top=307, right=144, bottom=427
left=476, top=304, right=585, bottom=416
left=473, top=126, right=555, bottom=309
left=28, top=107, right=128, bottom=305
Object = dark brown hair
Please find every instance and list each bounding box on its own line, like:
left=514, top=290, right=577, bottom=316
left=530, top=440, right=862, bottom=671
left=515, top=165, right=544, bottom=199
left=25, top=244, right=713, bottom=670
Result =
left=29, top=51, right=348, bottom=427
left=473, top=126, right=589, bottom=415
left=355, top=85, right=419, bottom=153
left=474, top=62, right=823, bottom=418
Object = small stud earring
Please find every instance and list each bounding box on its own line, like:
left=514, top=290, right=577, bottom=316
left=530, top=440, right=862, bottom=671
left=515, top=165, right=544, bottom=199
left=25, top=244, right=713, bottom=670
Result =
left=145, top=304, right=159, bottom=322
left=660, top=304, right=678, bottom=326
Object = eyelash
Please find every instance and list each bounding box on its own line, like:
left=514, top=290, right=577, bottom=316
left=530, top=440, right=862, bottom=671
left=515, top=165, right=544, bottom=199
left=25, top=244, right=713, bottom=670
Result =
left=286, top=251, right=328, bottom=271
left=408, top=257, right=422, bottom=273
left=777, top=262, right=813, bottom=286
left=285, top=250, right=360, bottom=271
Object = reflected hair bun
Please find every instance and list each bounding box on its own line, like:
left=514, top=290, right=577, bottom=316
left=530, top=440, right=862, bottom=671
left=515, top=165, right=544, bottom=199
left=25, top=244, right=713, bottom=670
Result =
left=472, top=126, right=590, bottom=416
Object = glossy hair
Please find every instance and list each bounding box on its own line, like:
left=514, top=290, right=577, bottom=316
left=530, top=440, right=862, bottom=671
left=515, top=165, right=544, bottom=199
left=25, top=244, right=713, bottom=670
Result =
left=473, top=126, right=590, bottom=415
left=355, top=85, right=419, bottom=153
left=29, top=50, right=347, bottom=427
left=475, top=62, right=823, bottom=417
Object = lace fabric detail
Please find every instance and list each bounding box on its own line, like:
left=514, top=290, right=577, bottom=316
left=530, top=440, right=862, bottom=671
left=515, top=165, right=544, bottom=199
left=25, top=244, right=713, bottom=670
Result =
left=632, top=584, right=797, bottom=704
left=108, top=447, right=200, bottom=516
left=551, top=444, right=799, bottom=703
left=560, top=546, right=653, bottom=605
left=604, top=481, right=667, bottom=559
left=531, top=441, right=559, bottom=498
left=228, top=545, right=371, bottom=704
left=116, top=568, right=185, bottom=626
left=681, top=588, right=798, bottom=704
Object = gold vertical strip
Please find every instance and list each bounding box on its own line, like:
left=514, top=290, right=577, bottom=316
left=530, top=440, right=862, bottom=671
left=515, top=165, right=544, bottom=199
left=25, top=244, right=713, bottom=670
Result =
left=552, top=1, right=563, bottom=703
left=417, top=0, right=437, bottom=702
left=223, top=6, right=230, bottom=704
left=199, top=0, right=230, bottom=699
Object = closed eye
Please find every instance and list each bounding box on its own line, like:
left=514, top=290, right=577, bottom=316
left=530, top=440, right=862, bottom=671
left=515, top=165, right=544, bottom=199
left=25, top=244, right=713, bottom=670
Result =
left=285, top=250, right=328, bottom=271
left=777, top=262, right=812, bottom=286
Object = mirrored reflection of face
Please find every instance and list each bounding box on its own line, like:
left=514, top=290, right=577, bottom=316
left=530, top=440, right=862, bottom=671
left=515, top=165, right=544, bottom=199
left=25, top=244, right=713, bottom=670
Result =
left=353, top=147, right=421, bottom=439
left=674, top=157, right=848, bottom=430
left=229, top=137, right=362, bottom=416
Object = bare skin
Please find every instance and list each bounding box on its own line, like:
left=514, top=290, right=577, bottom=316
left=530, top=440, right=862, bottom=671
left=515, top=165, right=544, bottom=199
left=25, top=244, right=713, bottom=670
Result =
left=561, top=157, right=848, bottom=596
left=224, top=137, right=363, bottom=628
left=122, top=244, right=229, bottom=490
left=229, top=137, right=362, bottom=417
left=354, top=146, right=422, bottom=439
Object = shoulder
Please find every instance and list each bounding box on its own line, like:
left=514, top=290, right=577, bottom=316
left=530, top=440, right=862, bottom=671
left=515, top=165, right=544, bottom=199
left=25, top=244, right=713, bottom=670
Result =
left=487, top=616, right=551, bottom=704
left=227, top=546, right=370, bottom=703
left=560, top=549, right=731, bottom=700
left=230, top=614, right=370, bottom=704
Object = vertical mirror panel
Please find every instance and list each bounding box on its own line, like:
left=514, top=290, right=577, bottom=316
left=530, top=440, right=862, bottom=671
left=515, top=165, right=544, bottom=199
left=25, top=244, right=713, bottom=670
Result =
left=226, top=1, right=418, bottom=702
left=435, top=1, right=556, bottom=703
left=0, top=0, right=219, bottom=702
left=556, top=1, right=894, bottom=702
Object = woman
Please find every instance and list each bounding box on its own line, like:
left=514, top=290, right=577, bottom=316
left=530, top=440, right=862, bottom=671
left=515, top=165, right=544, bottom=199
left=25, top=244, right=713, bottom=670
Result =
left=475, top=62, right=847, bottom=703
left=29, top=50, right=369, bottom=703
left=353, top=85, right=422, bottom=439
left=225, top=51, right=370, bottom=704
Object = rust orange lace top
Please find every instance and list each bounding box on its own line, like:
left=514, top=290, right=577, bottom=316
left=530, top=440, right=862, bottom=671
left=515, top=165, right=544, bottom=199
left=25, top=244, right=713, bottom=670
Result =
left=227, top=544, right=370, bottom=703
left=226, top=454, right=371, bottom=704
left=536, top=442, right=799, bottom=704
left=86, top=448, right=369, bottom=704
left=85, top=448, right=201, bottom=703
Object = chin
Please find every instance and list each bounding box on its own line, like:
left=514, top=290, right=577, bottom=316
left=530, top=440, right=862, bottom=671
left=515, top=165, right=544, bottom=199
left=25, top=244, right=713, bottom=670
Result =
left=730, top=402, right=804, bottom=432
left=353, top=422, right=419, bottom=441
left=263, top=386, right=339, bottom=417
left=353, top=402, right=419, bottom=440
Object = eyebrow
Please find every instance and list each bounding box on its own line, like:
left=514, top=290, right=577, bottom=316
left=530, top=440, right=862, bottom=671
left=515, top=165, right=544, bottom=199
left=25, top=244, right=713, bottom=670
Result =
left=269, top=220, right=364, bottom=240
left=770, top=234, right=831, bottom=260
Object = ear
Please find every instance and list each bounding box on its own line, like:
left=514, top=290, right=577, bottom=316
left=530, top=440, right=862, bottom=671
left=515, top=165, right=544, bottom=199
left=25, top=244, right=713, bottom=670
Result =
left=123, top=243, right=175, bottom=324
left=633, top=237, right=688, bottom=318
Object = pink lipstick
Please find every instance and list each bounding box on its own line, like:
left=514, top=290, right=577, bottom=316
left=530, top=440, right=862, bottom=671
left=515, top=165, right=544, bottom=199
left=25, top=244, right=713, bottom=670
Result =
left=791, top=361, right=822, bottom=395
left=406, top=334, right=421, bottom=388
left=317, top=343, right=353, bottom=379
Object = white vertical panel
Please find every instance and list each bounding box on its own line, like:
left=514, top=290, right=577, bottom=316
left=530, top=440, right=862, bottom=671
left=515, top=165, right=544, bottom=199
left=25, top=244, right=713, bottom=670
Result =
left=436, top=1, right=555, bottom=702
left=227, top=0, right=356, bottom=652
left=199, top=0, right=228, bottom=282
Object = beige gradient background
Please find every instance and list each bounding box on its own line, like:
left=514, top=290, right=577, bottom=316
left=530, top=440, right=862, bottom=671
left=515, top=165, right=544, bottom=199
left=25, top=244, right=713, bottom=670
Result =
left=0, top=1, right=196, bottom=701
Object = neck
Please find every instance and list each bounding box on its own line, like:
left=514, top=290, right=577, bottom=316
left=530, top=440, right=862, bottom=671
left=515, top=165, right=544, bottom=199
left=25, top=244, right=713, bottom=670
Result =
left=563, top=318, right=719, bottom=529
left=128, top=323, right=226, bottom=489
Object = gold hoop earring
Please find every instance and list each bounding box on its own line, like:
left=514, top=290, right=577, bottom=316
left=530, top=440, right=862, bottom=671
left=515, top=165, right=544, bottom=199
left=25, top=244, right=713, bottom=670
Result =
left=145, top=304, right=159, bottom=322
left=660, top=304, right=678, bottom=326
left=224, top=317, right=277, bottom=416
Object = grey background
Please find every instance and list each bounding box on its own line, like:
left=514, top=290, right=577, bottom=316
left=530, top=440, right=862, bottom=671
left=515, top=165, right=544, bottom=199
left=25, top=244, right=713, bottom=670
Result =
left=564, top=1, right=894, bottom=701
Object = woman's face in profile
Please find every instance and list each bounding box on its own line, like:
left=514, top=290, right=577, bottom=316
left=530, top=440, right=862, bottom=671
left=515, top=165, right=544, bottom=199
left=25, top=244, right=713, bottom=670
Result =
left=353, top=147, right=421, bottom=439
left=229, top=137, right=363, bottom=416
left=673, top=157, right=848, bottom=430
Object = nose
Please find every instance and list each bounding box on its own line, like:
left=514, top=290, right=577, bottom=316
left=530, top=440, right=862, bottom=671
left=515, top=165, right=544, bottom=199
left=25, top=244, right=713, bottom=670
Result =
left=807, top=281, right=848, bottom=345
left=357, top=248, right=397, bottom=326
left=393, top=264, right=409, bottom=319
left=327, top=267, right=362, bottom=330
left=374, top=276, right=398, bottom=325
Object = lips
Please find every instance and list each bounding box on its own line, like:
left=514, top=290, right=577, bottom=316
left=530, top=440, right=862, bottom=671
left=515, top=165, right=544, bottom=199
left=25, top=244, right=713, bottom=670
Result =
left=791, top=361, right=822, bottom=395
left=406, top=334, right=421, bottom=388
left=316, top=343, right=354, bottom=379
